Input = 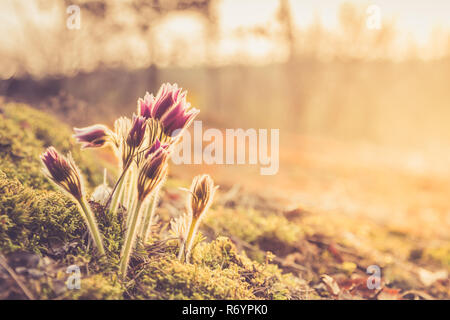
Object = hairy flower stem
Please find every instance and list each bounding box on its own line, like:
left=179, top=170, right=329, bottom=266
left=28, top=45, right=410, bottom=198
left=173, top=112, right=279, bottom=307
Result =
left=177, top=241, right=186, bottom=261
left=122, top=170, right=132, bottom=210
left=79, top=197, right=105, bottom=256
left=124, top=168, right=137, bottom=211
left=140, top=186, right=160, bottom=243
left=119, top=200, right=143, bottom=280
left=108, top=163, right=130, bottom=214
left=137, top=198, right=150, bottom=238
left=183, top=217, right=199, bottom=263
left=126, top=196, right=137, bottom=229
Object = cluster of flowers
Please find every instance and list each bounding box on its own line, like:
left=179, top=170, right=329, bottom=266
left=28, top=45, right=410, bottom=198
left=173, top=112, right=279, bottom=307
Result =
left=40, top=83, right=217, bottom=279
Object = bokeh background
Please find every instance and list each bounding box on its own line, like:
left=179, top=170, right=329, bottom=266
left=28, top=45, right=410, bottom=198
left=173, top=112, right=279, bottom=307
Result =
left=1, top=0, right=450, bottom=236
left=2, top=0, right=450, bottom=146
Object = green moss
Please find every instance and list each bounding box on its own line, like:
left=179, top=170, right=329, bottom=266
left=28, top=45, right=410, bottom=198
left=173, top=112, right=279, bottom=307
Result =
left=0, top=170, right=86, bottom=254
left=0, top=170, right=125, bottom=260
left=0, top=102, right=104, bottom=189
left=0, top=103, right=312, bottom=300
left=205, top=207, right=303, bottom=260
left=63, top=274, right=124, bottom=300
left=130, top=237, right=308, bottom=300
left=89, top=202, right=125, bottom=262
left=193, top=237, right=307, bottom=299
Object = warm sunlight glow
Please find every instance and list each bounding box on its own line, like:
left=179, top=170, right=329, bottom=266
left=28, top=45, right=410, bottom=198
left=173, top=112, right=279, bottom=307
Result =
left=1, top=0, right=449, bottom=302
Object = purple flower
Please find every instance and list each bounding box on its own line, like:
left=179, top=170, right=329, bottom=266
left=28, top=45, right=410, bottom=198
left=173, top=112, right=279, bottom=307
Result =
left=138, top=83, right=185, bottom=120
left=160, top=100, right=199, bottom=136
left=41, top=147, right=105, bottom=255
left=145, top=138, right=169, bottom=159
left=152, top=83, right=186, bottom=119
left=41, top=147, right=83, bottom=200
left=137, top=148, right=169, bottom=201
left=188, top=174, right=218, bottom=220
left=138, top=92, right=155, bottom=119
left=127, top=115, right=147, bottom=148
left=73, top=124, right=110, bottom=148
left=138, top=83, right=199, bottom=138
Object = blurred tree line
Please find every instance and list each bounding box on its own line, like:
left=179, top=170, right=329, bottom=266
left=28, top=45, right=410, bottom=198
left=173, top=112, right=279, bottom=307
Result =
left=1, top=0, right=450, bottom=149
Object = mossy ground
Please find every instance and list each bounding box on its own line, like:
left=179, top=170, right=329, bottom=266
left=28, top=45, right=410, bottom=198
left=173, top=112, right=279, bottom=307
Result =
left=0, top=103, right=107, bottom=189
left=1, top=103, right=448, bottom=300
left=0, top=103, right=315, bottom=300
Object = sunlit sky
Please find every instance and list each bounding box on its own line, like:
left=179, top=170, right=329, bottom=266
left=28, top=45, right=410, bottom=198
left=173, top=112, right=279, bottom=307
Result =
left=1, top=0, right=450, bottom=77
left=219, top=0, right=450, bottom=45
left=158, top=0, right=450, bottom=64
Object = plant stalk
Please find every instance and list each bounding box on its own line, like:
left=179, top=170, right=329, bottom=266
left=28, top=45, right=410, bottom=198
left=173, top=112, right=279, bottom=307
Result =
left=183, top=217, right=199, bottom=263
left=140, top=186, right=160, bottom=243
left=79, top=197, right=105, bottom=256
left=119, top=199, right=143, bottom=280
left=108, top=163, right=130, bottom=214
left=123, top=167, right=136, bottom=211
left=126, top=193, right=138, bottom=229
left=177, top=241, right=186, bottom=261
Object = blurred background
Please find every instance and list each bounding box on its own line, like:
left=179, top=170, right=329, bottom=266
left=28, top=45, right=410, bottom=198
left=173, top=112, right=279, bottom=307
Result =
left=1, top=0, right=450, bottom=235
left=1, top=0, right=450, bottom=146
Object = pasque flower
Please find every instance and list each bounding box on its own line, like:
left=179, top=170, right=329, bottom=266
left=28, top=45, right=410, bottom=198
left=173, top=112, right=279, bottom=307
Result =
left=137, top=83, right=199, bottom=137
left=138, top=83, right=186, bottom=120
left=127, top=115, right=147, bottom=149
left=58, top=83, right=217, bottom=277
left=134, top=119, right=171, bottom=168
left=111, top=115, right=147, bottom=169
left=188, top=174, right=218, bottom=220
left=41, top=147, right=83, bottom=200
left=180, top=174, right=218, bottom=262
left=41, top=147, right=105, bottom=255
left=144, top=138, right=169, bottom=159
left=137, top=144, right=169, bottom=202
left=160, top=99, right=199, bottom=136
left=73, top=124, right=111, bottom=149
left=107, top=115, right=148, bottom=214
left=120, top=141, right=169, bottom=279
left=137, top=138, right=170, bottom=241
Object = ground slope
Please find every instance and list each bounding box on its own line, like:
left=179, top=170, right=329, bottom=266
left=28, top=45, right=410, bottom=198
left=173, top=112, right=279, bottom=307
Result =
left=0, top=103, right=448, bottom=299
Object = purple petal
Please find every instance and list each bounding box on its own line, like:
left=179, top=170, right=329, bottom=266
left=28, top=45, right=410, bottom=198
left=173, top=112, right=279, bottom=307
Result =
left=138, top=92, right=155, bottom=119
left=73, top=124, right=109, bottom=148
left=127, top=115, right=147, bottom=147
left=151, top=83, right=187, bottom=119
left=163, top=107, right=199, bottom=136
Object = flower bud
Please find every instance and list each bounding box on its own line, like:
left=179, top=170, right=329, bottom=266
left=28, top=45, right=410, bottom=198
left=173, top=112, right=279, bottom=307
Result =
left=127, top=115, right=147, bottom=149
left=73, top=124, right=111, bottom=149
left=137, top=148, right=168, bottom=202
left=41, top=147, right=83, bottom=200
left=188, top=174, right=218, bottom=220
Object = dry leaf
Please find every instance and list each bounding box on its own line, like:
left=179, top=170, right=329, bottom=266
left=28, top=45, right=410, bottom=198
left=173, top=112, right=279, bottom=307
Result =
left=320, top=274, right=341, bottom=296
